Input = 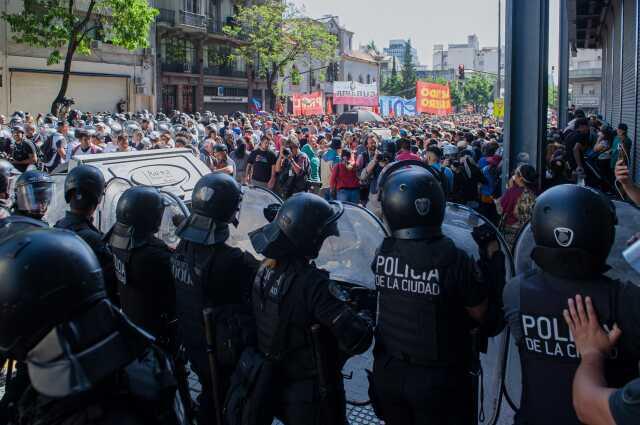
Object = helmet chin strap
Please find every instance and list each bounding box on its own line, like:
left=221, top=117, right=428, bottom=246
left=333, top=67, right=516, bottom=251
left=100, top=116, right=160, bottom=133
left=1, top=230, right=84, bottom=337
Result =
left=392, top=226, right=443, bottom=241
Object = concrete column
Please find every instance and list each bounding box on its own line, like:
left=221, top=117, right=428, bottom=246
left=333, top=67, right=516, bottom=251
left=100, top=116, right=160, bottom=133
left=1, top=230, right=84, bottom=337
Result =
left=558, top=0, right=569, bottom=128
left=503, top=0, right=549, bottom=180
left=176, top=84, right=184, bottom=112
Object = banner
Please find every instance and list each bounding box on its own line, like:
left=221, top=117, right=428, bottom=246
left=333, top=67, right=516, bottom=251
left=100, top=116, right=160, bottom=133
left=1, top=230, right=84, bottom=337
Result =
left=379, top=96, right=417, bottom=117
left=333, top=81, right=378, bottom=106
left=292, top=92, right=324, bottom=116
left=493, top=98, right=505, bottom=118
left=416, top=81, right=453, bottom=115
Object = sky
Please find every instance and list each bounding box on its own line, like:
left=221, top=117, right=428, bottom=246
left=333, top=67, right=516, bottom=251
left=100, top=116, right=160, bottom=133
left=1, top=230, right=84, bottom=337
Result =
left=291, top=0, right=560, bottom=77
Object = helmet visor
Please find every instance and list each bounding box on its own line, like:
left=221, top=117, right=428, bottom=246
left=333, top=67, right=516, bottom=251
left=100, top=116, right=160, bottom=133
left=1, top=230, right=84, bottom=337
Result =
left=16, top=181, right=53, bottom=213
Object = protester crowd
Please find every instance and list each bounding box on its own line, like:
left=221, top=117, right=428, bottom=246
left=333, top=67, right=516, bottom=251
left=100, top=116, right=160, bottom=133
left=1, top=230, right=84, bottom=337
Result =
left=1, top=106, right=640, bottom=425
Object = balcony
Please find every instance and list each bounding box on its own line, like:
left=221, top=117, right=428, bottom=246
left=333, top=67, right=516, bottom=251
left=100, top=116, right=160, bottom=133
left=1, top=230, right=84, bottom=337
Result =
left=157, top=8, right=175, bottom=26
left=161, top=62, right=201, bottom=74
left=179, top=10, right=206, bottom=28
left=203, top=66, right=246, bottom=78
left=570, top=94, right=601, bottom=107
left=207, top=19, right=223, bottom=34
left=569, top=68, right=602, bottom=80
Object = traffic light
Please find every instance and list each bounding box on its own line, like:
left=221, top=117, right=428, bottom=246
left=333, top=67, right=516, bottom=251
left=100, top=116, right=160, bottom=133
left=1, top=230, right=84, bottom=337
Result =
left=458, top=64, right=465, bottom=80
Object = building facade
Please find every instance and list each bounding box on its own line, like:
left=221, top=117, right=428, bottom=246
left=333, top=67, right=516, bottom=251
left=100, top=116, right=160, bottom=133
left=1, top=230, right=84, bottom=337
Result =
left=154, top=0, right=268, bottom=115
left=0, top=0, right=156, bottom=115
left=432, top=34, right=504, bottom=76
left=568, top=48, right=602, bottom=114
left=383, top=39, right=419, bottom=67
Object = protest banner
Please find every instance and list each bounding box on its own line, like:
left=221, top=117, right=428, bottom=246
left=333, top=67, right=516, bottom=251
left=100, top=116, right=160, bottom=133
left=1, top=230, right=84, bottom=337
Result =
left=379, top=96, right=417, bottom=117
left=292, top=92, right=324, bottom=116
left=333, top=81, right=378, bottom=106
left=415, top=81, right=453, bottom=115
left=493, top=98, right=505, bottom=118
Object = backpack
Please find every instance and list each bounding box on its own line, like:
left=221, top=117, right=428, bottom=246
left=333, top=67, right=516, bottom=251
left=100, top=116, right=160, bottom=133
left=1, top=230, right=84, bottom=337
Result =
left=41, top=134, right=56, bottom=163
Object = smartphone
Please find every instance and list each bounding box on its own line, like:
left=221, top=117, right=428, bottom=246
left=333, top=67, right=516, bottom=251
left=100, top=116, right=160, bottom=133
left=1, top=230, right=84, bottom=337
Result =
left=618, top=140, right=631, bottom=167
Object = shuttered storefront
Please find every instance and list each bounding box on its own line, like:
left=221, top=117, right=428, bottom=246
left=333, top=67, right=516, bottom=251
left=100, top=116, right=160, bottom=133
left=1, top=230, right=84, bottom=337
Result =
left=611, top=0, right=622, bottom=127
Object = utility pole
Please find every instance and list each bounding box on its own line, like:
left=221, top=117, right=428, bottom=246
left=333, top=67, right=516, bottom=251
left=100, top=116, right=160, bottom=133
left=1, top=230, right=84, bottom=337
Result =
left=497, top=0, right=502, bottom=98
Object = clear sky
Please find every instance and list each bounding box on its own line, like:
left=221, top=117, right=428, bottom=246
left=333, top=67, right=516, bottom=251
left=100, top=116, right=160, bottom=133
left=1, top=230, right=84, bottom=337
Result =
left=292, top=0, right=559, bottom=77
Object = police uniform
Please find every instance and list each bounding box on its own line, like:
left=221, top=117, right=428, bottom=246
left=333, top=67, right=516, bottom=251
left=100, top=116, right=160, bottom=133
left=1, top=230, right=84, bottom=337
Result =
left=110, top=231, right=174, bottom=339
left=11, top=140, right=37, bottom=172
left=504, top=270, right=640, bottom=425
left=172, top=238, right=259, bottom=421
left=54, top=211, right=119, bottom=304
left=370, top=235, right=488, bottom=424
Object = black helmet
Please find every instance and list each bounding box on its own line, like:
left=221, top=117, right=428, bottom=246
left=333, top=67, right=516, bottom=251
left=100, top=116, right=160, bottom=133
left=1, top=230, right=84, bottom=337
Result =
left=379, top=161, right=446, bottom=239
left=532, top=184, right=616, bottom=266
left=250, top=192, right=344, bottom=259
left=0, top=214, right=48, bottom=245
left=64, top=165, right=106, bottom=210
left=176, top=173, right=242, bottom=245
left=15, top=170, right=53, bottom=219
left=108, top=186, right=168, bottom=250
left=0, top=228, right=106, bottom=359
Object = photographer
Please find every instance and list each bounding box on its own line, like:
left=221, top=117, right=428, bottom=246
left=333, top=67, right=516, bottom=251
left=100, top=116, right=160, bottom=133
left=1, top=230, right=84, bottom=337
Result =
left=275, top=136, right=310, bottom=199
left=357, top=133, right=381, bottom=207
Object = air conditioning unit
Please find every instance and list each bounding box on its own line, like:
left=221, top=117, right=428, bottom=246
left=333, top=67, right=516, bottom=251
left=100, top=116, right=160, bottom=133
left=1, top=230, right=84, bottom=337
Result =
left=134, top=76, right=144, bottom=86
left=143, top=47, right=155, bottom=57
left=183, top=63, right=192, bottom=73
left=90, top=40, right=102, bottom=50
left=135, top=86, right=147, bottom=95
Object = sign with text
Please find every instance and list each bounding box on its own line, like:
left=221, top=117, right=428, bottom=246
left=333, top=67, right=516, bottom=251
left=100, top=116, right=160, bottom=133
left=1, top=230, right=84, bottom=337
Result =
left=415, top=81, right=453, bottom=115
left=333, top=81, right=378, bottom=106
left=493, top=98, right=505, bottom=118
left=379, top=96, right=417, bottom=117
left=292, top=92, right=324, bottom=116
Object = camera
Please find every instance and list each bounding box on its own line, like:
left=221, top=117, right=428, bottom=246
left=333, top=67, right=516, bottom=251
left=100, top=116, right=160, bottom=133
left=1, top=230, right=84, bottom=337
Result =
left=282, top=147, right=291, bottom=158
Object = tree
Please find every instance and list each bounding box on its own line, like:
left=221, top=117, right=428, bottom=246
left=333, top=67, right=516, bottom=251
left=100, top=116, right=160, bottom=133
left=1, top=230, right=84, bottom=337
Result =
left=463, top=73, right=494, bottom=112
left=2, top=0, right=157, bottom=115
left=382, top=56, right=403, bottom=96
left=365, top=40, right=379, bottom=56
left=400, top=40, right=416, bottom=96
left=224, top=0, right=337, bottom=111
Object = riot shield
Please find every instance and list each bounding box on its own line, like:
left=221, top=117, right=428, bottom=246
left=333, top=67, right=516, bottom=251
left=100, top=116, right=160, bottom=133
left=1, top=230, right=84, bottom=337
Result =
left=227, top=185, right=283, bottom=258
left=42, top=174, right=69, bottom=226
left=97, top=177, right=132, bottom=233
left=443, top=203, right=516, bottom=425
left=156, top=190, right=189, bottom=250
left=316, top=202, right=389, bottom=290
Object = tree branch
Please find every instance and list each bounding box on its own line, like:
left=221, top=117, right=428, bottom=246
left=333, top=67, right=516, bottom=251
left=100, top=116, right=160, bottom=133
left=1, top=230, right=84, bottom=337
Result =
left=75, top=0, right=97, bottom=33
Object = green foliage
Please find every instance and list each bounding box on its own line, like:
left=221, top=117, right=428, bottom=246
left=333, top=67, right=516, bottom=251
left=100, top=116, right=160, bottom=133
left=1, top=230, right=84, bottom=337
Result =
left=224, top=0, right=337, bottom=109
left=382, top=56, right=403, bottom=96
left=400, top=40, right=416, bottom=96
left=290, top=66, right=301, bottom=85
left=548, top=83, right=558, bottom=109
left=3, top=0, right=157, bottom=66
left=462, top=73, right=495, bottom=110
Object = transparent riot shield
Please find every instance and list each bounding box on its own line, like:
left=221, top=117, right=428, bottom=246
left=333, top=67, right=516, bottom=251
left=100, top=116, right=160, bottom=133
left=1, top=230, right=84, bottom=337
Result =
left=42, top=174, right=69, bottom=226
left=227, top=185, right=283, bottom=258
left=316, top=202, right=389, bottom=290
left=97, top=177, right=132, bottom=233
left=443, top=203, right=516, bottom=425
left=156, top=190, right=189, bottom=250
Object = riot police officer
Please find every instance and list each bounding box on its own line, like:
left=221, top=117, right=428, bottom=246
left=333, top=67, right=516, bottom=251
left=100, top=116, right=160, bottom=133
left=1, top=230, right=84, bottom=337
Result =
left=247, top=192, right=374, bottom=425
left=13, top=170, right=53, bottom=220
left=503, top=184, right=640, bottom=425
left=0, top=229, right=185, bottom=425
left=54, top=165, right=118, bottom=304
left=0, top=159, right=18, bottom=218
left=172, top=173, right=259, bottom=424
left=369, top=164, right=505, bottom=425
left=107, top=186, right=174, bottom=339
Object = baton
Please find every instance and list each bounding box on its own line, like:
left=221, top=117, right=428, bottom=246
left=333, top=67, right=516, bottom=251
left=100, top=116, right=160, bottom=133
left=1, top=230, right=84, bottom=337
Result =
left=203, top=308, right=223, bottom=425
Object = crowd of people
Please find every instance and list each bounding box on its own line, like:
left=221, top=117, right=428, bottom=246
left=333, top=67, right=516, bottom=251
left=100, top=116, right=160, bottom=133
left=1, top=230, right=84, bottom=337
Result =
left=0, top=106, right=640, bottom=425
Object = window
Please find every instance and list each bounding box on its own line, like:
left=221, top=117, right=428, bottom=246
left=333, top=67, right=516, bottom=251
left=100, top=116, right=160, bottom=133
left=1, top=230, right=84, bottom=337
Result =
left=367, top=74, right=371, bottom=84
left=161, top=38, right=195, bottom=65
left=347, top=73, right=353, bottom=81
left=184, top=0, right=201, bottom=14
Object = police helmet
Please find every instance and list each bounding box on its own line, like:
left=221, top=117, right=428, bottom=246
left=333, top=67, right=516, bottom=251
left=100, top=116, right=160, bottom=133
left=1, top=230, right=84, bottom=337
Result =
left=250, top=192, right=344, bottom=259
left=176, top=173, right=242, bottom=245
left=15, top=170, right=53, bottom=218
left=109, top=186, right=168, bottom=249
left=64, top=165, right=105, bottom=210
left=379, top=161, right=446, bottom=239
left=531, top=184, right=616, bottom=266
left=0, top=229, right=106, bottom=359
left=0, top=159, right=19, bottom=177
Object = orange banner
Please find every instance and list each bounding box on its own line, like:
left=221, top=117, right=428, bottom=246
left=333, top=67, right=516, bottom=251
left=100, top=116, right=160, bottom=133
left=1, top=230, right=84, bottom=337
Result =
left=416, top=81, right=453, bottom=115
left=292, top=92, right=324, bottom=116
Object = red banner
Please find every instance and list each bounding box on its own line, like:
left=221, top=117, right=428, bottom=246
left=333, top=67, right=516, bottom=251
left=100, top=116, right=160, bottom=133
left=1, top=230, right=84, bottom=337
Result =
left=416, top=81, right=453, bottom=115
left=292, top=92, right=324, bottom=116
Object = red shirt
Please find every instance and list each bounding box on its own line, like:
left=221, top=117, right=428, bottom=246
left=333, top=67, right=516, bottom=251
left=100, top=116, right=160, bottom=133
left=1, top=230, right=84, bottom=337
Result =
left=330, top=162, right=360, bottom=191
left=396, top=151, right=421, bottom=161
